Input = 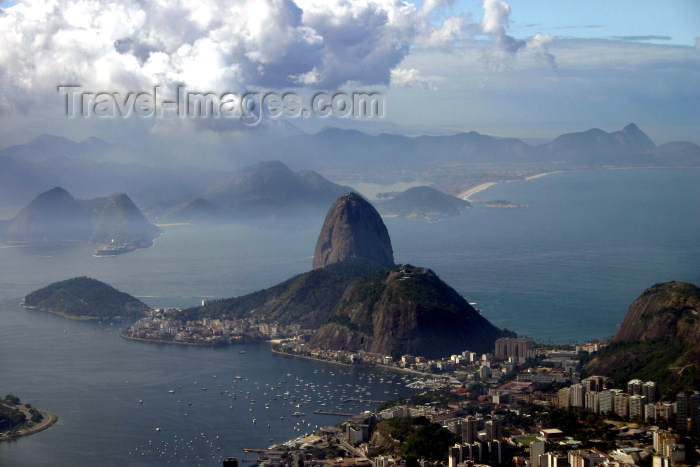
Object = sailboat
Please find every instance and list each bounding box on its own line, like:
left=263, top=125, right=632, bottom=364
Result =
left=155, top=416, right=162, bottom=432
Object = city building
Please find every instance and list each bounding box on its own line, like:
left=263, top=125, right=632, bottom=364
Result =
left=485, top=418, right=503, bottom=441
left=570, top=383, right=586, bottom=408
left=676, top=392, right=688, bottom=432
left=642, top=381, right=659, bottom=403
left=567, top=448, right=612, bottom=467
left=690, top=392, right=700, bottom=437
left=629, top=395, right=646, bottom=419
left=494, top=337, right=535, bottom=360
left=627, top=379, right=643, bottom=396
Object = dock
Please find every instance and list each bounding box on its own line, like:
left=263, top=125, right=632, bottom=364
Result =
left=313, top=409, right=355, bottom=416
left=341, top=398, right=385, bottom=404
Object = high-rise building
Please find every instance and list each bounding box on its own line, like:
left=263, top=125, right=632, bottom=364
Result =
left=568, top=449, right=611, bottom=467
left=653, top=430, right=678, bottom=453
left=530, top=441, right=545, bottom=467
left=585, top=391, right=600, bottom=413
left=627, top=379, right=643, bottom=396
left=660, top=402, right=675, bottom=421
left=462, top=416, right=479, bottom=444
left=599, top=389, right=619, bottom=414
left=583, top=375, right=605, bottom=392
left=570, top=384, right=586, bottom=408
left=643, top=381, right=659, bottom=403
left=485, top=417, right=503, bottom=441
left=448, top=445, right=462, bottom=467
left=676, top=392, right=689, bottom=432
left=494, top=337, right=534, bottom=359
left=645, top=403, right=657, bottom=422
left=690, top=392, right=700, bottom=437
left=599, top=390, right=611, bottom=414
left=629, top=395, right=647, bottom=419
left=557, top=387, right=570, bottom=409
left=614, top=392, right=630, bottom=418
left=543, top=452, right=569, bottom=467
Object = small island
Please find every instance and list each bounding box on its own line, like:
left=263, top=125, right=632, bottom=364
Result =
left=23, top=277, right=150, bottom=321
left=374, top=186, right=470, bottom=220
left=484, top=199, right=527, bottom=209
left=0, top=394, right=57, bottom=442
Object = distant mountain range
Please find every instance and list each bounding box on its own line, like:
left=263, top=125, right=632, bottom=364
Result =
left=1, top=124, right=697, bottom=216
left=1, top=187, right=160, bottom=253
left=0, top=134, right=219, bottom=209
left=269, top=123, right=700, bottom=173
left=162, top=161, right=354, bottom=224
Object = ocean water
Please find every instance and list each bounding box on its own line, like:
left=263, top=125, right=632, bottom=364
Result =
left=0, top=168, right=698, bottom=465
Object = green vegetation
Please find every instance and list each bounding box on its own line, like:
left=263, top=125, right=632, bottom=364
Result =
left=402, top=424, right=458, bottom=461
left=583, top=340, right=699, bottom=395
left=24, top=277, right=149, bottom=321
left=0, top=395, right=26, bottom=431
left=373, top=417, right=458, bottom=461
left=378, top=388, right=463, bottom=411
left=175, top=258, right=387, bottom=327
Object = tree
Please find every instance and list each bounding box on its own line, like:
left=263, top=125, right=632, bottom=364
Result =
left=401, top=424, right=459, bottom=461
left=4, top=394, right=20, bottom=405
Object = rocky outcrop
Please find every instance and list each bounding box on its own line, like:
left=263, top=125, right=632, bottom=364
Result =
left=313, top=193, right=394, bottom=269
left=182, top=194, right=502, bottom=359
left=611, top=281, right=700, bottom=344
left=584, top=281, right=700, bottom=393
left=308, top=264, right=501, bottom=358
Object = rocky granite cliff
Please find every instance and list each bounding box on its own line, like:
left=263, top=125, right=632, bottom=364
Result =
left=585, top=281, right=700, bottom=393
left=610, top=281, right=700, bottom=344
left=179, top=193, right=502, bottom=359
left=313, top=193, right=394, bottom=269
left=308, top=264, right=501, bottom=358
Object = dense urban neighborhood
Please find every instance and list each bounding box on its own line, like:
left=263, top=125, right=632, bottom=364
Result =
left=121, top=312, right=699, bottom=466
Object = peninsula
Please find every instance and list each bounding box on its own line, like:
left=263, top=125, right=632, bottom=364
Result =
left=0, top=394, right=57, bottom=442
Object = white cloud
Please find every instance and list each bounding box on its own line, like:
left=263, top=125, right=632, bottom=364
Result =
left=479, top=0, right=556, bottom=70
left=0, top=0, right=486, bottom=114
left=390, top=68, right=437, bottom=90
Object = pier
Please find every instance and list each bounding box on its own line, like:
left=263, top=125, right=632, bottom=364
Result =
left=341, top=398, right=385, bottom=404
left=313, top=409, right=355, bottom=416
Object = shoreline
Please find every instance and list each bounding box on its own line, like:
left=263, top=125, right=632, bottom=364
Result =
left=21, top=304, right=103, bottom=321
left=459, top=170, right=565, bottom=201
left=0, top=405, right=58, bottom=442
left=120, top=333, right=261, bottom=347
left=269, top=347, right=439, bottom=378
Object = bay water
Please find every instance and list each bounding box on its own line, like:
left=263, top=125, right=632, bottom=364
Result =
left=0, top=168, right=698, bottom=465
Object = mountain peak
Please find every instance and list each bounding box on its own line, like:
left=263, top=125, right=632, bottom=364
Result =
left=313, top=193, right=394, bottom=270
left=622, top=122, right=641, bottom=133
left=37, top=186, right=75, bottom=201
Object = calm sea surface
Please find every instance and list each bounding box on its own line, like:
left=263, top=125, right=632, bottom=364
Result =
left=0, top=168, right=698, bottom=465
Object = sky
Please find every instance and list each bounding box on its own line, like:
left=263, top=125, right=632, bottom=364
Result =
left=0, top=0, right=698, bottom=148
